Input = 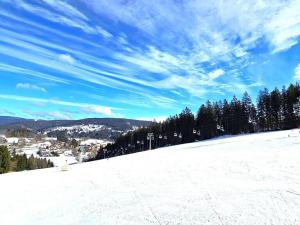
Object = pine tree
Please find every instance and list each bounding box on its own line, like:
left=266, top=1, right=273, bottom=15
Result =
left=0, top=146, right=10, bottom=174
left=282, top=84, right=298, bottom=129
left=230, top=96, right=243, bottom=134
left=16, top=154, right=27, bottom=171
left=257, top=90, right=267, bottom=131
left=222, top=99, right=231, bottom=134
left=242, top=92, right=253, bottom=133
left=95, top=82, right=300, bottom=160
left=213, top=101, right=223, bottom=135
left=196, top=101, right=217, bottom=139
left=270, top=88, right=282, bottom=129
left=178, top=107, right=195, bottom=143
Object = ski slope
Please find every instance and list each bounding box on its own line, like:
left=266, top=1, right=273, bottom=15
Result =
left=1, top=129, right=300, bottom=225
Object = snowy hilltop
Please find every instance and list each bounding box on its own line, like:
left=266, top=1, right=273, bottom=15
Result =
left=0, top=129, right=300, bottom=225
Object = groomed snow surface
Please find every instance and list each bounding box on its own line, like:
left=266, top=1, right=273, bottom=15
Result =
left=1, top=129, right=300, bottom=225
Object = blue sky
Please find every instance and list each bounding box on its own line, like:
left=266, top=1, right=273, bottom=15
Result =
left=0, top=0, right=300, bottom=121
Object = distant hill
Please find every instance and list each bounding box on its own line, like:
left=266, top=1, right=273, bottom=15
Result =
left=0, top=116, right=33, bottom=126
left=5, top=128, right=37, bottom=138
left=0, top=116, right=151, bottom=140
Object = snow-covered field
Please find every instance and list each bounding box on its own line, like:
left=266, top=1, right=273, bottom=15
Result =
left=43, top=124, right=106, bottom=134
left=1, top=129, right=300, bottom=225
left=45, top=155, right=78, bottom=167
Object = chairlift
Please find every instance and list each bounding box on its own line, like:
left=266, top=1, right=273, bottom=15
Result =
left=174, top=132, right=177, bottom=137
left=178, top=133, right=182, bottom=139
left=197, top=131, right=201, bottom=136
left=164, top=136, right=167, bottom=140
left=137, top=140, right=140, bottom=144
left=193, top=129, right=197, bottom=134
left=159, top=135, right=162, bottom=139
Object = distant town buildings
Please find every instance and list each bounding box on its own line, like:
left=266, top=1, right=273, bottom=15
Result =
left=0, top=135, right=111, bottom=166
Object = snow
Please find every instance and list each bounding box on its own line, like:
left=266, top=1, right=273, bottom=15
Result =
left=5, top=137, right=18, bottom=144
left=44, top=124, right=106, bottom=134
left=31, top=141, right=52, bottom=148
left=1, top=129, right=300, bottom=225
left=80, top=138, right=112, bottom=146
left=15, top=142, right=52, bottom=157
left=45, top=155, right=78, bottom=167
left=19, top=146, right=39, bottom=157
left=44, top=137, right=57, bottom=141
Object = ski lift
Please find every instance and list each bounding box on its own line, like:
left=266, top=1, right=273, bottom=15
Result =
left=217, top=125, right=221, bottom=129
left=193, top=129, right=197, bottom=134
left=197, top=130, right=201, bottom=136
left=164, top=135, right=167, bottom=140
left=137, top=140, right=140, bottom=144
left=141, top=141, right=144, bottom=145
left=159, top=135, right=163, bottom=139
left=178, top=133, right=182, bottom=139
left=174, top=132, right=177, bottom=137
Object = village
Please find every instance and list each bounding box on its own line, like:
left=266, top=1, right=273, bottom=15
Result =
left=0, top=134, right=111, bottom=166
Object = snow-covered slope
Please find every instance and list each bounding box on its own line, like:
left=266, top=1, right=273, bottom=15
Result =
left=1, top=129, right=300, bottom=225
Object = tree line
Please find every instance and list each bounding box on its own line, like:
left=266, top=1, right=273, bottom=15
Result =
left=0, top=146, right=54, bottom=174
left=94, top=83, right=300, bottom=160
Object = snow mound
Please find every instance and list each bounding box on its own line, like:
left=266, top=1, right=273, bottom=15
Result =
left=1, top=129, right=300, bottom=225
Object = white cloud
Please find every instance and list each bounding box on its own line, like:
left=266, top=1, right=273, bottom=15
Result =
left=84, top=0, right=300, bottom=55
left=207, top=69, right=224, bottom=80
left=8, top=0, right=101, bottom=36
left=249, top=82, right=264, bottom=87
left=0, top=63, right=69, bottom=84
left=137, top=116, right=167, bottom=122
left=295, top=63, right=300, bottom=80
left=58, top=54, right=76, bottom=65
left=81, top=106, right=112, bottom=116
left=46, top=112, right=72, bottom=120
left=40, top=0, right=89, bottom=21
left=22, top=109, right=72, bottom=120
left=16, top=83, right=47, bottom=92
left=0, top=94, right=114, bottom=116
left=2, top=0, right=299, bottom=109
left=96, top=26, right=113, bottom=39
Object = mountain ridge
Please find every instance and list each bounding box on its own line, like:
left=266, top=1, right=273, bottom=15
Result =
left=0, top=116, right=152, bottom=140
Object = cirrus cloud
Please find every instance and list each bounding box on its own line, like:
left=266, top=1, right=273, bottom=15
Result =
left=81, top=106, right=112, bottom=116
left=16, top=83, right=47, bottom=92
left=58, top=54, right=76, bottom=65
